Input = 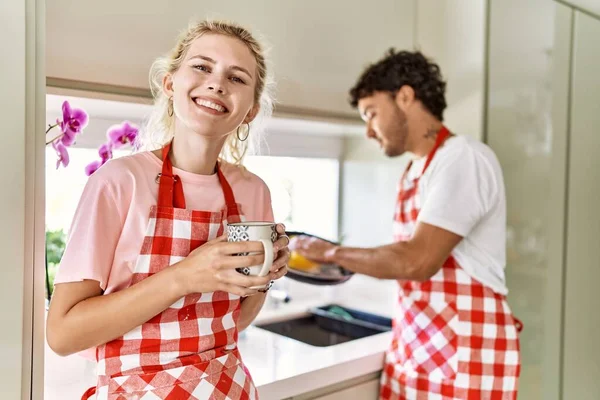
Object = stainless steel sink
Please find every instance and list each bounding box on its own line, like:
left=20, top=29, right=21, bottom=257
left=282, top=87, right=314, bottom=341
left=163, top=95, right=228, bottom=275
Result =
left=256, top=305, right=392, bottom=347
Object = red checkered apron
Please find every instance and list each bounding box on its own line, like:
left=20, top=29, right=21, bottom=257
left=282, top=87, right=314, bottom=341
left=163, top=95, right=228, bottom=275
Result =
left=379, top=127, right=523, bottom=400
left=82, top=143, right=258, bottom=400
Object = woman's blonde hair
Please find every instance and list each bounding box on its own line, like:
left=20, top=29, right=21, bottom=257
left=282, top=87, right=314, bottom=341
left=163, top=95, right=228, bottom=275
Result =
left=140, top=19, right=274, bottom=165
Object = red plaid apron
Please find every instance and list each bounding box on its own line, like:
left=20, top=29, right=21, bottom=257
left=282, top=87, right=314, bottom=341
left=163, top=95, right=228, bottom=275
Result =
left=82, top=143, right=258, bottom=400
left=379, top=127, right=522, bottom=400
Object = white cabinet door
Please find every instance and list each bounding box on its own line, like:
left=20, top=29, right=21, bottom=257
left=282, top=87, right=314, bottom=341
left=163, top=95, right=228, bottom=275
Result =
left=563, top=10, right=600, bottom=400
left=314, top=378, right=380, bottom=400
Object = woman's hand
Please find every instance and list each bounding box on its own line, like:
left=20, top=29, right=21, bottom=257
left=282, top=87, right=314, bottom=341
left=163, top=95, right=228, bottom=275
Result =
left=174, top=223, right=290, bottom=297
left=237, top=223, right=289, bottom=331
left=268, top=224, right=290, bottom=284
left=174, top=235, right=276, bottom=297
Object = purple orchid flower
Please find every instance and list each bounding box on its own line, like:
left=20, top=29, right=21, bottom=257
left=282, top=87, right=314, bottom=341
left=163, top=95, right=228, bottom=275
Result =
left=52, top=141, right=70, bottom=169
left=98, top=143, right=113, bottom=163
left=58, top=101, right=89, bottom=146
left=85, top=141, right=115, bottom=176
left=84, top=160, right=102, bottom=176
left=107, top=121, right=139, bottom=149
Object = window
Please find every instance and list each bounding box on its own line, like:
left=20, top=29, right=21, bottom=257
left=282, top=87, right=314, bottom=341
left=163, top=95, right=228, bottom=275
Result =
left=45, top=148, right=340, bottom=247
left=45, top=147, right=131, bottom=300
left=45, top=147, right=131, bottom=232
left=245, top=156, right=339, bottom=241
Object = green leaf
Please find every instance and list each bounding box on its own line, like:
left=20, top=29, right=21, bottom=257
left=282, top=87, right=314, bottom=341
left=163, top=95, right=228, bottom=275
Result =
left=46, top=229, right=66, bottom=265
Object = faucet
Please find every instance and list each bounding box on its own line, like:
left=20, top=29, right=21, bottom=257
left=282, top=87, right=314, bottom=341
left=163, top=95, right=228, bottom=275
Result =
left=267, top=279, right=291, bottom=308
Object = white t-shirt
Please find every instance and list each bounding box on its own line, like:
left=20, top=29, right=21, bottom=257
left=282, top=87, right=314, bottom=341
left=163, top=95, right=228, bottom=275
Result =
left=407, top=135, right=508, bottom=294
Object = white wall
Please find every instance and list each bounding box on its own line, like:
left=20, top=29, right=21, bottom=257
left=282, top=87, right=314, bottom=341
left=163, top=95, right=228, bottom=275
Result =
left=333, top=136, right=408, bottom=307
left=415, top=0, right=486, bottom=140
left=339, top=138, right=409, bottom=248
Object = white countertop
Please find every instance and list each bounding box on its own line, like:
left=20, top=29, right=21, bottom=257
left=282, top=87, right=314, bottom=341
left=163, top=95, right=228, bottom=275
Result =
left=239, top=297, right=393, bottom=400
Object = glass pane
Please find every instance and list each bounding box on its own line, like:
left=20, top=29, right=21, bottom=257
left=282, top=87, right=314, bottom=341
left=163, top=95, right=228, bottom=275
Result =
left=245, top=156, right=339, bottom=241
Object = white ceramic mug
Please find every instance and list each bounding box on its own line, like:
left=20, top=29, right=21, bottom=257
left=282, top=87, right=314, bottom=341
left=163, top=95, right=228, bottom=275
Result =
left=227, top=222, right=278, bottom=287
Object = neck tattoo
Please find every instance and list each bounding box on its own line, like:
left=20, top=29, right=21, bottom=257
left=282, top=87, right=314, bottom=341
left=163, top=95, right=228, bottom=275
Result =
left=424, top=127, right=439, bottom=140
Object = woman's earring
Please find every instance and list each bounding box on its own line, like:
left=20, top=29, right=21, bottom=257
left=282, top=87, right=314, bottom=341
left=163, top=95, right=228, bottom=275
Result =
left=236, top=123, right=250, bottom=141
left=167, top=97, right=174, bottom=117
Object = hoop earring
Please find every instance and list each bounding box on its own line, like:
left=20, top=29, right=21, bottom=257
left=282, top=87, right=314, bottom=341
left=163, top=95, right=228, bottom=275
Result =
left=167, top=97, right=174, bottom=117
left=236, top=123, right=250, bottom=141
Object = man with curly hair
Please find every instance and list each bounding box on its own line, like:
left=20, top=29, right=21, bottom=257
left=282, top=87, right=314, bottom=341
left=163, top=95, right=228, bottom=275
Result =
left=292, top=50, right=522, bottom=399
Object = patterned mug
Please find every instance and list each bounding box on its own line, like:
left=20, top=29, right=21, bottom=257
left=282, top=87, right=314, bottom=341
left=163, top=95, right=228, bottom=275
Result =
left=227, top=222, right=278, bottom=288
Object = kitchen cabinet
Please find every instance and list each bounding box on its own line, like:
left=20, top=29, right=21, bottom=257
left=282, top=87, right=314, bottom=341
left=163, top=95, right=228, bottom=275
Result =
left=485, top=1, right=556, bottom=398
left=46, top=0, right=415, bottom=120
left=313, top=378, right=380, bottom=400
left=559, top=9, right=600, bottom=400
left=487, top=1, right=600, bottom=397
left=285, top=372, right=381, bottom=400
left=546, top=2, right=600, bottom=399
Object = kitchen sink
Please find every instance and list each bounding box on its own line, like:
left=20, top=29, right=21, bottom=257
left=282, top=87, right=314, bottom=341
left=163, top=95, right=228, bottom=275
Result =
left=256, top=305, right=392, bottom=347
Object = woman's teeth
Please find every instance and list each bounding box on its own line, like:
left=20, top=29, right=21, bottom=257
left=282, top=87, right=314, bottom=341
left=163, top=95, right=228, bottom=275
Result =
left=194, top=98, right=227, bottom=113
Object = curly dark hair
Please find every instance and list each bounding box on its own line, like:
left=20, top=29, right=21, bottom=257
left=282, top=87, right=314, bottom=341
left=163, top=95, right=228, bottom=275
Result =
left=349, top=49, right=447, bottom=121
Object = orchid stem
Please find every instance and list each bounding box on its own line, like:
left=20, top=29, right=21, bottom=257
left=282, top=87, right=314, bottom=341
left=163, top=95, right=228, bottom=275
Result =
left=46, top=123, right=58, bottom=134
left=45, top=124, right=63, bottom=145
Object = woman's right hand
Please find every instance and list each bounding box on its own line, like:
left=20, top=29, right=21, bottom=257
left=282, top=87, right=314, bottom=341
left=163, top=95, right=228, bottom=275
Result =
left=173, top=234, right=274, bottom=297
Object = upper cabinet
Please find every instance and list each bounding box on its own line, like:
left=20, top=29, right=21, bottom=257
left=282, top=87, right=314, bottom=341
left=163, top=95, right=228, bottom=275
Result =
left=46, top=0, right=415, bottom=120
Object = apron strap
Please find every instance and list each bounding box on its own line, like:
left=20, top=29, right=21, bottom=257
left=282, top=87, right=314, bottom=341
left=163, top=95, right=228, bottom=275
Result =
left=157, top=142, right=186, bottom=208
left=398, top=125, right=451, bottom=185
left=400, top=160, right=413, bottom=183
left=421, top=125, right=451, bottom=174
left=81, top=386, right=96, bottom=400
left=157, top=141, right=239, bottom=210
left=216, top=165, right=238, bottom=209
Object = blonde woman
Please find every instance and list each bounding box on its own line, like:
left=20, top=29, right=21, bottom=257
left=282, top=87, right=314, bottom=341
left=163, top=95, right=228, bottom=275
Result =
left=46, top=20, right=289, bottom=399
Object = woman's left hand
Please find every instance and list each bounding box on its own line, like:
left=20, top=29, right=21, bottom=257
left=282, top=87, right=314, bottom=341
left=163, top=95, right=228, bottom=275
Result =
left=269, top=223, right=290, bottom=281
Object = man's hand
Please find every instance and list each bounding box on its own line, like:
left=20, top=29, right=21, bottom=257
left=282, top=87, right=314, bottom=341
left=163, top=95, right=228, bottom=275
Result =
left=289, top=235, right=338, bottom=264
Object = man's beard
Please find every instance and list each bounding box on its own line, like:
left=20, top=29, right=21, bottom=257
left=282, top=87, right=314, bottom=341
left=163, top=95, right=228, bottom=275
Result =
left=384, top=119, right=408, bottom=157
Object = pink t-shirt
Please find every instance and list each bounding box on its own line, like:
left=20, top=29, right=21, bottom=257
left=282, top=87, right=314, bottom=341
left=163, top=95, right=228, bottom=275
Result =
left=54, top=151, right=274, bottom=294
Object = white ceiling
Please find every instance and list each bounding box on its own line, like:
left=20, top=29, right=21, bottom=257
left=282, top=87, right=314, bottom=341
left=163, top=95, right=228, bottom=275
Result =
left=47, top=0, right=415, bottom=121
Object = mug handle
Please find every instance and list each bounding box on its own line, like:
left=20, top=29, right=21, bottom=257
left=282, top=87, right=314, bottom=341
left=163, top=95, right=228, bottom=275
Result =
left=257, top=239, right=274, bottom=277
